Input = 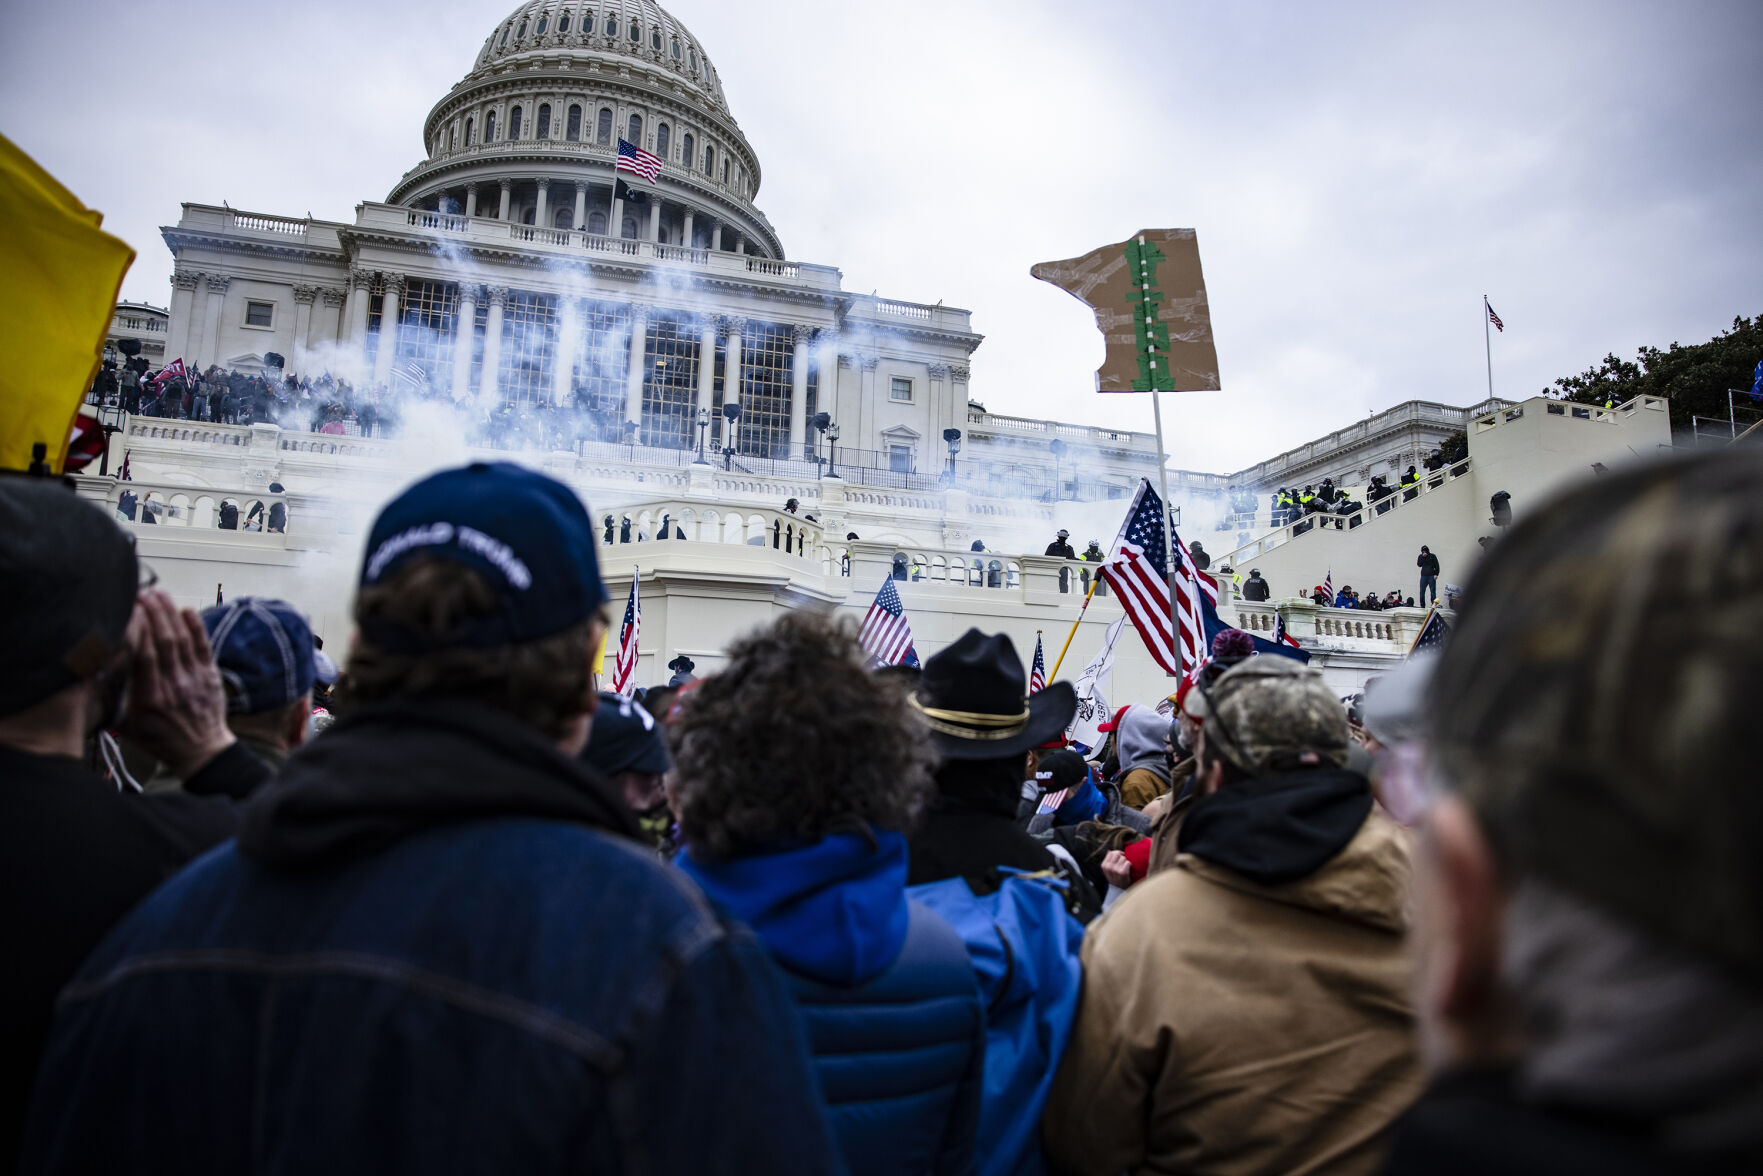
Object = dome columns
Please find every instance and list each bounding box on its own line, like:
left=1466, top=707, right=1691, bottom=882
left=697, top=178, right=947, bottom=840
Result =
left=535, top=179, right=552, bottom=229
left=573, top=182, right=588, bottom=232
left=497, top=180, right=513, bottom=221
left=464, top=183, right=478, bottom=218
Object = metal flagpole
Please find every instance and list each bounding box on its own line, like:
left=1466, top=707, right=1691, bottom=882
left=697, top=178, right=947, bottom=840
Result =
left=1483, top=295, right=1494, bottom=402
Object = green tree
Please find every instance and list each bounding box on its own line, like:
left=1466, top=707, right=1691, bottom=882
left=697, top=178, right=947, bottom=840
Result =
left=1544, top=315, right=1761, bottom=431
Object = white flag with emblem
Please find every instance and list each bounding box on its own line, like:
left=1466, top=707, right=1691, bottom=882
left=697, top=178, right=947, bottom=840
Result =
left=1066, top=616, right=1125, bottom=753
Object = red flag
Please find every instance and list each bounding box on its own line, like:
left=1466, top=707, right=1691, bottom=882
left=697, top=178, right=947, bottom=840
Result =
left=62, top=413, right=106, bottom=472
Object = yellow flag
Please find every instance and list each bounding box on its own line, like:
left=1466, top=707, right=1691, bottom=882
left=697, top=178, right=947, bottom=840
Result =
left=590, top=624, right=608, bottom=675
left=0, top=133, right=136, bottom=474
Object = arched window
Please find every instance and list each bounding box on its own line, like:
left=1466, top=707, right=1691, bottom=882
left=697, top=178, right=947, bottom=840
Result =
left=566, top=104, right=582, bottom=141
left=651, top=27, right=662, bottom=50
left=554, top=207, right=573, bottom=230
left=448, top=125, right=455, bottom=151
left=656, top=123, right=669, bottom=158
left=464, top=118, right=474, bottom=146
left=671, top=39, right=681, bottom=60
left=689, top=48, right=698, bottom=70
left=509, top=105, right=523, bottom=140
left=536, top=14, right=547, bottom=33
left=722, top=159, right=729, bottom=183
left=522, top=207, right=535, bottom=226
left=537, top=103, right=551, bottom=138
left=627, top=114, right=642, bottom=144
left=596, top=107, right=613, bottom=145
left=499, top=26, right=511, bottom=48
left=703, top=144, right=714, bottom=176
left=588, top=210, right=607, bottom=234
left=622, top=216, right=638, bottom=239
left=681, top=133, right=694, bottom=169
left=559, top=12, right=570, bottom=32
left=628, top=19, right=640, bottom=41
left=485, top=109, right=497, bottom=142
left=516, top=18, right=526, bottom=36
left=604, top=13, right=616, bottom=35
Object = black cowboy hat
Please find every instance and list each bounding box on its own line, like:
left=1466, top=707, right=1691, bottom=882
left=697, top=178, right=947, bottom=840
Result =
left=667, top=653, right=695, bottom=673
left=910, top=629, right=1076, bottom=760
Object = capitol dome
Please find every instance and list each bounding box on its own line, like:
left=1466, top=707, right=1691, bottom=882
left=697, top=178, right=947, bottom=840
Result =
left=387, top=0, right=780, bottom=258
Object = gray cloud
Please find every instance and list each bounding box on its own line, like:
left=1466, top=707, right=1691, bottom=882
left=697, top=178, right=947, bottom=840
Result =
left=5, top=0, right=1758, bottom=470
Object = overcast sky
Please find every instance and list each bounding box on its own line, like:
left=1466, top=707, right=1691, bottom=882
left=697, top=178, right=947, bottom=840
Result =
left=5, top=0, right=1759, bottom=470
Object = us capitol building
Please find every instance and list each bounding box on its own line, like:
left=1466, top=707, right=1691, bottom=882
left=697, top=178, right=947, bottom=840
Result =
left=92, top=0, right=1676, bottom=697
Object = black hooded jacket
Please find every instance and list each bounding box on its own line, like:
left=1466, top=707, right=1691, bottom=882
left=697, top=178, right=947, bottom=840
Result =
left=1176, top=767, right=1372, bottom=885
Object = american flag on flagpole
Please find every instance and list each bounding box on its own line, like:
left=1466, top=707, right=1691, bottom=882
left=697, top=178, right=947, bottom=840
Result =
left=1407, top=607, right=1452, bottom=658
left=858, top=577, right=920, bottom=669
left=612, top=573, right=641, bottom=696
left=617, top=138, right=663, bottom=184
left=1322, top=569, right=1334, bottom=602
left=1486, top=299, right=1504, bottom=333
left=1100, top=479, right=1217, bottom=677
left=118, top=450, right=131, bottom=481
left=1028, top=633, right=1046, bottom=694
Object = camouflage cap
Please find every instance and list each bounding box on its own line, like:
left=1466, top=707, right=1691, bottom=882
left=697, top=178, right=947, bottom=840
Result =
left=1195, top=656, right=1350, bottom=775
left=1426, top=447, right=1763, bottom=985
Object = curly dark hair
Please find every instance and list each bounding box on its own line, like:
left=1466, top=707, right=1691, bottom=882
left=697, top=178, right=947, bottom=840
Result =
left=673, top=609, right=934, bottom=862
left=345, top=557, right=601, bottom=741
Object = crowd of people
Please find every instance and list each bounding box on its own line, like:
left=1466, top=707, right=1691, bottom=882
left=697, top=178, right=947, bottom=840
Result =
left=3, top=446, right=1759, bottom=1174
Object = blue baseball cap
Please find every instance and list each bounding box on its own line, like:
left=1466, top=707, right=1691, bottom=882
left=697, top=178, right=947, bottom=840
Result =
left=201, top=597, right=322, bottom=715
left=360, top=462, right=607, bottom=651
left=582, top=692, right=671, bottom=776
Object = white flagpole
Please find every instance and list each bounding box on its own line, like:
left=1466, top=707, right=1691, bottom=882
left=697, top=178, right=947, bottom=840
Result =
left=1483, top=295, right=1494, bottom=402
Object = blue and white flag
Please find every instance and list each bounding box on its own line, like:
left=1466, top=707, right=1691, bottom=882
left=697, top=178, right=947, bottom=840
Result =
left=1750, top=359, right=1762, bottom=404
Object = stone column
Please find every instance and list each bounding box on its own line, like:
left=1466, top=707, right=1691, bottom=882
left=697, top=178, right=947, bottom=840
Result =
left=682, top=207, right=696, bottom=248
left=347, top=267, right=375, bottom=347
left=710, top=220, right=723, bottom=251
left=724, top=316, right=746, bottom=408
left=194, top=274, right=229, bottom=369
left=166, top=271, right=200, bottom=364
left=372, top=275, right=403, bottom=386
left=927, top=362, right=950, bottom=454
left=535, top=179, right=550, bottom=228
left=572, top=182, right=587, bottom=231
left=949, top=363, right=971, bottom=415
left=552, top=297, right=578, bottom=406
left=480, top=287, right=508, bottom=403
left=451, top=283, right=478, bottom=401
left=610, top=176, right=624, bottom=238
left=497, top=180, right=512, bottom=221
left=695, top=316, right=717, bottom=418
left=647, top=199, right=661, bottom=242
left=732, top=231, right=745, bottom=256
left=789, top=325, right=812, bottom=452
left=623, top=304, right=649, bottom=428
left=605, top=181, right=618, bottom=234
left=318, top=287, right=347, bottom=349
left=291, top=285, right=317, bottom=363
left=464, top=183, right=478, bottom=217
left=858, top=355, right=880, bottom=451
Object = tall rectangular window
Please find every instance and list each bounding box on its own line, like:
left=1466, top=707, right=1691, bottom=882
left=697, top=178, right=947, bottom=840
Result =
left=889, top=444, right=912, bottom=474
left=735, top=321, right=794, bottom=459
left=498, top=291, right=559, bottom=406
left=567, top=105, right=582, bottom=141
left=596, top=108, right=613, bottom=145
left=890, top=376, right=913, bottom=402
left=569, top=298, right=632, bottom=441
left=395, top=280, right=460, bottom=389
left=641, top=312, right=701, bottom=449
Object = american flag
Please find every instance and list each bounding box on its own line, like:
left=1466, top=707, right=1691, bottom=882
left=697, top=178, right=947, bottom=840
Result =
left=1486, top=299, right=1504, bottom=333
left=858, top=577, right=920, bottom=669
left=1273, top=610, right=1302, bottom=649
left=1408, top=607, right=1452, bottom=658
left=1036, top=784, right=1072, bottom=816
left=1322, top=569, right=1334, bottom=602
left=394, top=360, right=429, bottom=391
left=612, top=574, right=641, bottom=696
left=617, top=138, right=663, bottom=183
left=118, top=450, right=131, bottom=481
left=1028, top=633, right=1047, bottom=694
left=1101, top=479, right=1216, bottom=677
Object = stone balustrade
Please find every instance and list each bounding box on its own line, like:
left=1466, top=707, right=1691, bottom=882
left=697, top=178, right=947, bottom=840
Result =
left=1224, top=458, right=1473, bottom=567
left=596, top=500, right=830, bottom=568
left=84, top=476, right=292, bottom=537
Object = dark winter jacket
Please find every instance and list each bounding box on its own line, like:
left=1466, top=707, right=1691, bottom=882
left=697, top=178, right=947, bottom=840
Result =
left=1417, top=552, right=1440, bottom=577
left=20, top=701, right=843, bottom=1176
left=1, top=741, right=260, bottom=1172
left=1242, top=574, right=1270, bottom=601
left=1383, top=1067, right=1756, bottom=1176
left=1044, top=540, right=1077, bottom=559
left=680, top=831, right=984, bottom=1176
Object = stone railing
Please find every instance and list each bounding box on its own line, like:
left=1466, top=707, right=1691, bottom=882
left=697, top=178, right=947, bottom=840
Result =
left=1229, top=399, right=1501, bottom=487
left=844, top=294, right=974, bottom=335
left=279, top=432, right=403, bottom=459
left=1224, top=458, right=1472, bottom=567
left=883, top=545, right=1026, bottom=591
left=1231, top=599, right=1441, bottom=652
left=596, top=501, right=831, bottom=571
left=964, top=410, right=1158, bottom=454
left=89, top=477, right=291, bottom=536
left=126, top=418, right=257, bottom=448
left=229, top=210, right=308, bottom=237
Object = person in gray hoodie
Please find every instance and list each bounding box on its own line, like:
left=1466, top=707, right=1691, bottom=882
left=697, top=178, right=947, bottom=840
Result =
left=1113, top=705, right=1174, bottom=809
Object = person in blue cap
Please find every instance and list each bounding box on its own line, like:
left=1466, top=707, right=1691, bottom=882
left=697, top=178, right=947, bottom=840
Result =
left=185, top=597, right=336, bottom=778
left=22, top=461, right=844, bottom=1176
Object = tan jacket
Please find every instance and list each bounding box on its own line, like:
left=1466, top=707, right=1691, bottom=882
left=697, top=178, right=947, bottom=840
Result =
left=1117, top=766, right=1168, bottom=810
left=1043, top=812, right=1423, bottom=1176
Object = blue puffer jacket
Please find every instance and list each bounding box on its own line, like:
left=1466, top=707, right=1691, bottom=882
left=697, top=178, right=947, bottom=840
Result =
left=681, top=831, right=985, bottom=1176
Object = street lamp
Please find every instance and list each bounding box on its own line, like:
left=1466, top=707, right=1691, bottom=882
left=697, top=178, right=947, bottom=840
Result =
left=693, top=407, right=710, bottom=464
left=1049, top=438, right=1067, bottom=501
left=825, top=422, right=841, bottom=479
left=622, top=420, right=637, bottom=460
left=943, top=427, right=962, bottom=483
left=722, top=401, right=742, bottom=470
left=812, top=411, right=831, bottom=468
